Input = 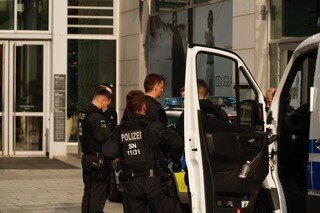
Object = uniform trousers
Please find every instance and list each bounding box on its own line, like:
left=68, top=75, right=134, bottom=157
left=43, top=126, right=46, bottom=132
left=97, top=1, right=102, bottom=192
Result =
left=81, top=155, right=111, bottom=213
left=123, top=176, right=182, bottom=213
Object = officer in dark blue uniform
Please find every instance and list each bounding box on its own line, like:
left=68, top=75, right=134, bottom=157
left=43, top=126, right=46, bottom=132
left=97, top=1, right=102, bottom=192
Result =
left=102, top=90, right=183, bottom=213
left=79, top=88, right=113, bottom=213
left=96, top=83, right=118, bottom=132
left=121, top=73, right=167, bottom=126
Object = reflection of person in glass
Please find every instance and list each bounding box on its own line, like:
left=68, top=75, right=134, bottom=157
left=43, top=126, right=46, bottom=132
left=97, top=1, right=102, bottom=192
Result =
left=171, top=12, right=186, bottom=97
left=205, top=10, right=215, bottom=95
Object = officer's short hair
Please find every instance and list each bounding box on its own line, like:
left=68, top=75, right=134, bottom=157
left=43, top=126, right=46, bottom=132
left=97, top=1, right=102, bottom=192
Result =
left=93, top=83, right=113, bottom=100
left=197, top=79, right=208, bottom=96
left=144, top=73, right=164, bottom=93
left=93, top=88, right=111, bottom=100
left=126, top=90, right=146, bottom=113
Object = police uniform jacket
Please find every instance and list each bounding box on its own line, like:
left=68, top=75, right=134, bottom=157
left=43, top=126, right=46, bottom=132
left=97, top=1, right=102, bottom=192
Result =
left=102, top=114, right=182, bottom=172
left=103, top=105, right=118, bottom=132
left=78, top=103, right=111, bottom=155
left=121, top=95, right=168, bottom=126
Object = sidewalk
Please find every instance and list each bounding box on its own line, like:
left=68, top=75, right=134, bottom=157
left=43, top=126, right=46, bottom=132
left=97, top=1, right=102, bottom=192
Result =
left=0, top=156, right=123, bottom=213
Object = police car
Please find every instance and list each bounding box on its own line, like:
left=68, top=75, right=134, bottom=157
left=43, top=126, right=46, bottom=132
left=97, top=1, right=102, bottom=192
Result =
left=184, top=34, right=320, bottom=212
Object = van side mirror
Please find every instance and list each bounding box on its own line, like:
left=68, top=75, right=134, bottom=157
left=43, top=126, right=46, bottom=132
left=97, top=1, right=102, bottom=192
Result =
left=239, top=99, right=264, bottom=130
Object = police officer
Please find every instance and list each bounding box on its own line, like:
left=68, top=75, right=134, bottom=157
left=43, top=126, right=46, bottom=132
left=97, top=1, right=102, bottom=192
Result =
left=79, top=88, right=112, bottom=213
left=121, top=73, right=167, bottom=125
left=176, top=79, right=230, bottom=137
left=96, top=83, right=118, bottom=131
left=102, top=90, right=183, bottom=213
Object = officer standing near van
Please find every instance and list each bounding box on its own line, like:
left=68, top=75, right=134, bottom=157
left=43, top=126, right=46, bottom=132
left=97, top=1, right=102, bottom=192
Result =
left=102, top=90, right=183, bottom=213
left=79, top=88, right=113, bottom=213
left=121, top=73, right=167, bottom=125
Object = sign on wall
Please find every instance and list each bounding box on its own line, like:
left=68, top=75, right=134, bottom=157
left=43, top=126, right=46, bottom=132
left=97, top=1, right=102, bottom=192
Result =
left=54, top=74, right=66, bottom=142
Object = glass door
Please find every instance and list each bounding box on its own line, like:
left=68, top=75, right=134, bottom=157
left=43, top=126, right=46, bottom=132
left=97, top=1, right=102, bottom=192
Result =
left=7, top=41, right=47, bottom=156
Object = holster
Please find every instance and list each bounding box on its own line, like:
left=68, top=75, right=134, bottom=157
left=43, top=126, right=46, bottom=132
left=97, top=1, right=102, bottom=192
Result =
left=91, top=153, right=110, bottom=182
left=119, top=170, right=135, bottom=183
left=159, top=168, right=178, bottom=198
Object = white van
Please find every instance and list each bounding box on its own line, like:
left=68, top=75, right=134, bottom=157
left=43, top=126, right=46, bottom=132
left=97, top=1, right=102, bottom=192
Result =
left=184, top=34, right=320, bottom=212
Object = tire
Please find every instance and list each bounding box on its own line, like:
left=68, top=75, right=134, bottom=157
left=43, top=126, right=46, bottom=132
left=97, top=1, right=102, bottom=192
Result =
left=108, top=172, right=123, bottom=202
left=254, top=188, right=273, bottom=213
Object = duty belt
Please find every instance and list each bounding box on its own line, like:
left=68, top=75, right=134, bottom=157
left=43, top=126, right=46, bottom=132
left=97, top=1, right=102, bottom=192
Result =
left=134, top=169, right=160, bottom=178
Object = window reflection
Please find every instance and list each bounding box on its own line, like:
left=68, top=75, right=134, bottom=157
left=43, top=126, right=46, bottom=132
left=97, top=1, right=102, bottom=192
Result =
left=16, top=45, right=43, bottom=112
left=67, top=40, right=116, bottom=142
left=17, top=0, right=49, bottom=30
left=270, top=0, right=320, bottom=39
left=0, top=0, right=14, bottom=30
left=15, top=116, right=43, bottom=151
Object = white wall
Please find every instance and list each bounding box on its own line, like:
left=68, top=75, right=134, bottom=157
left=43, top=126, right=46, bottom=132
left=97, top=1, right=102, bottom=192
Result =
left=118, top=1, right=147, bottom=117
left=50, top=0, right=68, bottom=158
left=233, top=0, right=269, bottom=93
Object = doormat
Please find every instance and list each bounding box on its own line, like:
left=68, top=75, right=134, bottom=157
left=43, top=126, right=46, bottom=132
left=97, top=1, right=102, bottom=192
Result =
left=0, top=157, right=78, bottom=169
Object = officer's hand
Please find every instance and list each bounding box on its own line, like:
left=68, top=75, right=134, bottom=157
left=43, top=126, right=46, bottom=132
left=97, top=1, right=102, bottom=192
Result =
left=92, top=159, right=104, bottom=169
left=172, top=161, right=182, bottom=173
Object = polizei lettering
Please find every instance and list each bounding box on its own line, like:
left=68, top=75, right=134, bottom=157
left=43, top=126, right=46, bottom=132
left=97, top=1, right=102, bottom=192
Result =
left=121, top=131, right=142, bottom=156
left=121, top=131, right=142, bottom=141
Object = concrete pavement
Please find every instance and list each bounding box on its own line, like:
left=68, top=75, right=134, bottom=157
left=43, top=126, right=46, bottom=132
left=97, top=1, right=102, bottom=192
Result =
left=0, top=156, right=123, bottom=213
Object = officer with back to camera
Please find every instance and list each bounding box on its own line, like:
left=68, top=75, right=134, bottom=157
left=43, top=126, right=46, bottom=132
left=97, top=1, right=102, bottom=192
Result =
left=102, top=90, right=183, bottom=213
left=79, top=88, right=113, bottom=213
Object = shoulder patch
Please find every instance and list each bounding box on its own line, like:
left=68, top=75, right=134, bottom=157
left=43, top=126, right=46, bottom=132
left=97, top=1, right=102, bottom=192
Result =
left=78, top=113, right=86, bottom=120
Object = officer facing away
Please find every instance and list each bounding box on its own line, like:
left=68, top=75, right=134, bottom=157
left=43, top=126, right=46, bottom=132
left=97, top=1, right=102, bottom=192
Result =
left=102, top=90, right=183, bottom=213
left=121, top=73, right=168, bottom=125
left=79, top=88, right=113, bottom=213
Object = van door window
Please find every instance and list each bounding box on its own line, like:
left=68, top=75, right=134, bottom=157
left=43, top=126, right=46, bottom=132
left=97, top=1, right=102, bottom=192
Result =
left=286, top=57, right=316, bottom=115
left=196, top=52, right=260, bottom=130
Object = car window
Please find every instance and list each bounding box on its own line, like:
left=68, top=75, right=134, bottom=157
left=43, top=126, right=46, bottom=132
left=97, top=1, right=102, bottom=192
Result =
left=286, top=56, right=316, bottom=114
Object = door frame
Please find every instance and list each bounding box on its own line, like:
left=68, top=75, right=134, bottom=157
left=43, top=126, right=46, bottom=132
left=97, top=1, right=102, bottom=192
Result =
left=0, top=40, right=9, bottom=156
left=0, top=40, right=50, bottom=156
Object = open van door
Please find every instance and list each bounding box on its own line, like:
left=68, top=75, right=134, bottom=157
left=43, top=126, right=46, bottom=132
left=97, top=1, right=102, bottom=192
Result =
left=267, top=36, right=320, bottom=213
left=184, top=45, right=269, bottom=212
left=307, top=43, right=320, bottom=213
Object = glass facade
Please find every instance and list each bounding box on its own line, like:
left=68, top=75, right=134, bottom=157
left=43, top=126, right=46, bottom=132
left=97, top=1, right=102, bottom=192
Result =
left=67, top=40, right=116, bottom=142
left=17, top=0, right=49, bottom=30
left=271, top=0, right=320, bottom=39
left=0, top=0, right=49, bottom=31
left=0, top=0, right=14, bottom=30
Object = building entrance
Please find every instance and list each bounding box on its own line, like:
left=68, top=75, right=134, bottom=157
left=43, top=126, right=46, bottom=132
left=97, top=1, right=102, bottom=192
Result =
left=0, top=41, right=48, bottom=156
